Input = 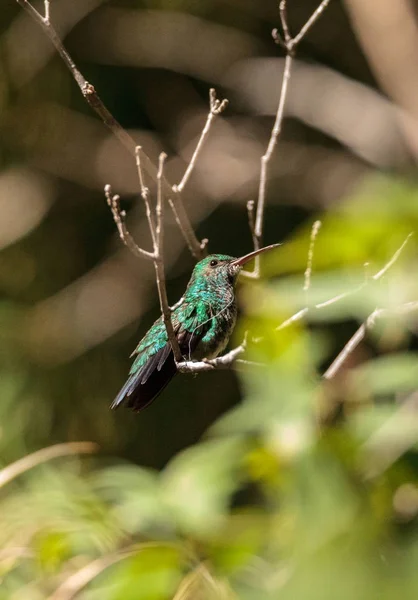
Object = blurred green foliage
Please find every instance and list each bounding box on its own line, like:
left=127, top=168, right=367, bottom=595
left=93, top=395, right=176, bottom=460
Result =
left=1, top=179, right=418, bottom=599
left=2, top=0, right=418, bottom=598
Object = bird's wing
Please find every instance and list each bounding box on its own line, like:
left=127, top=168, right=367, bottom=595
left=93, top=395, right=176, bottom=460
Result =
left=111, top=305, right=211, bottom=412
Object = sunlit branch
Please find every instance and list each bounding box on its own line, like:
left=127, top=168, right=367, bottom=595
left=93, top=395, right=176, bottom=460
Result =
left=175, top=88, right=228, bottom=194
left=104, top=185, right=154, bottom=260
left=323, top=301, right=418, bottom=380
left=154, top=153, right=183, bottom=362
left=276, top=231, right=413, bottom=333
left=304, top=220, right=322, bottom=293
left=15, top=0, right=204, bottom=259
left=177, top=335, right=248, bottom=373
left=247, top=0, right=332, bottom=279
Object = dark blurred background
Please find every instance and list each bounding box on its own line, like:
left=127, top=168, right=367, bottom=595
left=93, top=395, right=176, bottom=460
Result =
left=1, top=0, right=417, bottom=468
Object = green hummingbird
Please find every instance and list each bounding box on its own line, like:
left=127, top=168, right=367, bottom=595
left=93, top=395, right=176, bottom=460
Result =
left=111, top=243, right=279, bottom=412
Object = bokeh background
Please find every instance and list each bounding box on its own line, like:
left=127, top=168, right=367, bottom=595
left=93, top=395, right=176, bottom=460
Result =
left=1, top=1, right=418, bottom=598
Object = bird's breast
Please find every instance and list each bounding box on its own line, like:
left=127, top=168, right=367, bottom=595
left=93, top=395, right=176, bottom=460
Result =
left=191, top=300, right=237, bottom=360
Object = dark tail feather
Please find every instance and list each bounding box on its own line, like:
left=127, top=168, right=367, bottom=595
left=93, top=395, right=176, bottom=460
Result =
left=111, top=345, right=177, bottom=412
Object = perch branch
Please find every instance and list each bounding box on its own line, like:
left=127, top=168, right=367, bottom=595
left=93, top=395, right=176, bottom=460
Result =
left=177, top=336, right=248, bottom=373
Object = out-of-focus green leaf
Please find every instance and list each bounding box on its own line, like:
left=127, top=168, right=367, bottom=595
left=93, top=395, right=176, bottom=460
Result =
left=350, top=354, right=418, bottom=396
left=92, top=465, right=166, bottom=534
left=161, top=438, right=247, bottom=537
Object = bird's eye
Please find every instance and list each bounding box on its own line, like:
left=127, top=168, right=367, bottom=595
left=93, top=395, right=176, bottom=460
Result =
left=210, top=259, right=219, bottom=267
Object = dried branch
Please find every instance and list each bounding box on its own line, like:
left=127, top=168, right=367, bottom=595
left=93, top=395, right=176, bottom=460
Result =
left=323, top=301, right=418, bottom=380
left=304, top=220, right=322, bottom=292
left=175, top=88, right=228, bottom=194
left=153, top=153, right=183, bottom=362
left=105, top=185, right=154, bottom=260
left=292, top=0, right=332, bottom=47
left=276, top=231, right=414, bottom=335
left=177, top=337, right=248, bottom=373
left=15, top=0, right=204, bottom=259
left=372, top=232, right=413, bottom=280
left=246, top=0, right=332, bottom=279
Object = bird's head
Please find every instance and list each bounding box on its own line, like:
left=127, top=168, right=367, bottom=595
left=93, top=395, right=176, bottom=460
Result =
left=190, top=243, right=281, bottom=288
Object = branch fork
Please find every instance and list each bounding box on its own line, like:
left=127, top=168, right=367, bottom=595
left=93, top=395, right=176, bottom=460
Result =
left=244, top=0, right=332, bottom=280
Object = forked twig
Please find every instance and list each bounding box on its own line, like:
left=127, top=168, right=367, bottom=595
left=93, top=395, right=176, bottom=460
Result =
left=322, top=233, right=415, bottom=379
left=15, top=0, right=204, bottom=259
left=175, top=88, right=228, bottom=195
left=104, top=185, right=154, bottom=260
left=243, top=0, right=332, bottom=279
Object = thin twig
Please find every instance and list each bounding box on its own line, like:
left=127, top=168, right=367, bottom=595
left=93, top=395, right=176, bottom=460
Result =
left=255, top=52, right=293, bottom=246
left=323, top=302, right=418, bottom=380
left=153, top=154, right=183, bottom=362
left=170, top=88, right=228, bottom=255
left=175, top=88, right=228, bottom=194
left=304, top=220, right=322, bottom=292
left=279, top=0, right=292, bottom=45
left=43, top=0, right=50, bottom=24
left=177, top=337, right=247, bottom=373
left=104, top=185, right=154, bottom=260
left=292, top=0, right=333, bottom=47
left=251, top=0, right=331, bottom=274
left=372, top=232, right=413, bottom=280
left=276, top=231, right=413, bottom=332
left=135, top=146, right=157, bottom=248
left=15, top=0, right=204, bottom=259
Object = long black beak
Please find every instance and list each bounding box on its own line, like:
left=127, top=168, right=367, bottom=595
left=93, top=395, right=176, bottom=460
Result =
left=230, top=243, right=281, bottom=267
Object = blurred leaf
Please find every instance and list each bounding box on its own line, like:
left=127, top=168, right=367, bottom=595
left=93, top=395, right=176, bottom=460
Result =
left=162, top=438, right=247, bottom=537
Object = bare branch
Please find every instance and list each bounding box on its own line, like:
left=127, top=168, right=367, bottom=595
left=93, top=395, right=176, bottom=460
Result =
left=292, top=0, right=333, bottom=47
left=177, top=336, right=248, bottom=373
left=372, top=232, right=413, bottom=280
left=304, top=220, right=322, bottom=292
left=323, top=302, right=418, bottom=380
left=175, top=88, right=228, bottom=194
left=135, top=146, right=157, bottom=248
left=255, top=52, right=293, bottom=246
left=279, top=0, right=292, bottom=45
left=240, top=200, right=262, bottom=279
left=154, top=154, right=183, bottom=363
left=43, top=0, right=50, bottom=24
left=15, top=0, right=204, bottom=259
left=275, top=231, right=414, bottom=334
left=104, top=185, right=154, bottom=260
left=253, top=0, right=331, bottom=270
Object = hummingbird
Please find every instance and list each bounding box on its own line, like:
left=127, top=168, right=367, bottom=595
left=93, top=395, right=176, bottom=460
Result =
left=111, top=243, right=279, bottom=412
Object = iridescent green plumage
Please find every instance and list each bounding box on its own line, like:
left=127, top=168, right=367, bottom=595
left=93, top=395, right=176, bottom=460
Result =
left=111, top=244, right=279, bottom=412
left=111, top=254, right=238, bottom=411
